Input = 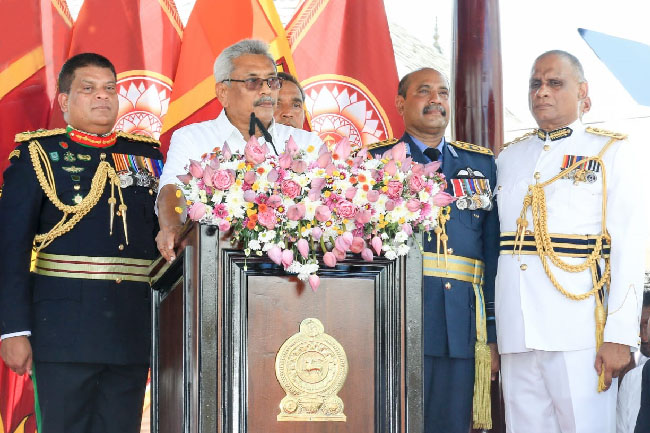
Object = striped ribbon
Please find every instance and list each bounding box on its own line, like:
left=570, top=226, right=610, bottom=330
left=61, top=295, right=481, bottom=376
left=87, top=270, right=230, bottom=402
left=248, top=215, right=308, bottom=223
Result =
left=499, top=232, right=610, bottom=257
left=423, top=253, right=484, bottom=285
left=111, top=153, right=163, bottom=177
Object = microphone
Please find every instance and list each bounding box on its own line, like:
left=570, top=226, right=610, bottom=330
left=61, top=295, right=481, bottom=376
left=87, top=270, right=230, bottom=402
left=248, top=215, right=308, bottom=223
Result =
left=249, top=112, right=279, bottom=155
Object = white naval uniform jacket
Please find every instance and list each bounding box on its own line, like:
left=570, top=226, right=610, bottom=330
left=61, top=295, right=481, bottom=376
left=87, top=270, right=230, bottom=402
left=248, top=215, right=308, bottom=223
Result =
left=159, top=109, right=324, bottom=191
left=495, top=120, right=646, bottom=354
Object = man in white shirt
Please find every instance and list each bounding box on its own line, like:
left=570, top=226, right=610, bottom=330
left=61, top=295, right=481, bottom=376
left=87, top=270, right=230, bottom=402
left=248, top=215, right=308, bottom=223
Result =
left=156, top=39, right=322, bottom=261
left=617, top=291, right=650, bottom=433
left=495, top=50, right=646, bottom=432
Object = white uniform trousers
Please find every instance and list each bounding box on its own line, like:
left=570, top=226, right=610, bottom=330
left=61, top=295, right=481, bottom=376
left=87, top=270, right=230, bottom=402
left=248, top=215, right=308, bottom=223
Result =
left=501, top=348, right=617, bottom=433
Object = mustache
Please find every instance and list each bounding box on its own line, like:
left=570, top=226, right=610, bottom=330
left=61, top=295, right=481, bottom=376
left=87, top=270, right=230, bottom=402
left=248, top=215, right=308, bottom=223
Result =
left=254, top=96, right=276, bottom=106
left=423, top=104, right=446, bottom=116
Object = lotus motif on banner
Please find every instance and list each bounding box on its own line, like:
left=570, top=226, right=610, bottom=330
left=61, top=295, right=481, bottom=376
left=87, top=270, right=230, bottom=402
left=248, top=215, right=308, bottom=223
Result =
left=115, top=73, right=172, bottom=139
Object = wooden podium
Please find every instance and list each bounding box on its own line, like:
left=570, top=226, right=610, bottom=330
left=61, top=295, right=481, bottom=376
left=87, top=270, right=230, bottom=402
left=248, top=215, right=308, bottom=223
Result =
left=151, top=223, right=424, bottom=433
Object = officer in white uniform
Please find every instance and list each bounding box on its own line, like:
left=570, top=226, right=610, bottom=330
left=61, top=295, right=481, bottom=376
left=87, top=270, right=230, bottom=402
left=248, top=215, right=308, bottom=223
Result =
left=156, top=39, right=322, bottom=261
left=495, top=50, right=647, bottom=433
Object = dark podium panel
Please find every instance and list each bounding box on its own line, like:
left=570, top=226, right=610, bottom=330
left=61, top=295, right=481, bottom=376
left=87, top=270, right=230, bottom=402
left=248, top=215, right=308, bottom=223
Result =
left=151, top=223, right=424, bottom=433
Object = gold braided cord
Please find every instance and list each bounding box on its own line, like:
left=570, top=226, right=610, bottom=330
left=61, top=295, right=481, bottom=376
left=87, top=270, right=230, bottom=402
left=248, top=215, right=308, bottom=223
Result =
left=28, top=140, right=124, bottom=251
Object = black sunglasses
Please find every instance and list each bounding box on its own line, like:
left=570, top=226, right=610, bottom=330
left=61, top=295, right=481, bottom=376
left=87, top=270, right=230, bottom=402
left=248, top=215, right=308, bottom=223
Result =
left=222, top=76, right=282, bottom=91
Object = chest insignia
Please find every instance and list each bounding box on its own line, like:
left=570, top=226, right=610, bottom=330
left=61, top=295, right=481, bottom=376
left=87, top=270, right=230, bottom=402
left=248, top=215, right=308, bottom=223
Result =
left=560, top=155, right=600, bottom=184
left=451, top=167, right=493, bottom=211
left=63, top=151, right=76, bottom=162
left=48, top=151, right=59, bottom=162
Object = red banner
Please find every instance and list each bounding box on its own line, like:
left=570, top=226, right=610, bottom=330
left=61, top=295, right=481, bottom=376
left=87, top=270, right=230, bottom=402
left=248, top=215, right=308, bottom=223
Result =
left=159, top=0, right=298, bottom=157
left=286, top=0, right=401, bottom=150
left=0, top=0, right=72, bottom=185
left=55, top=0, right=183, bottom=140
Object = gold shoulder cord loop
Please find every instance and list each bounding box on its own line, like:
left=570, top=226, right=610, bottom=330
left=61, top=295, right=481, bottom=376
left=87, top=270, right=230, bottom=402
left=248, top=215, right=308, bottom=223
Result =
left=512, top=136, right=619, bottom=392
left=29, top=140, right=128, bottom=250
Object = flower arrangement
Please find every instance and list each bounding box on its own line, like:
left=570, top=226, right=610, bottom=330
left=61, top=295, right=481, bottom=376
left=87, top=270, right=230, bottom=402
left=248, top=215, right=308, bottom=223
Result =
left=176, top=136, right=454, bottom=291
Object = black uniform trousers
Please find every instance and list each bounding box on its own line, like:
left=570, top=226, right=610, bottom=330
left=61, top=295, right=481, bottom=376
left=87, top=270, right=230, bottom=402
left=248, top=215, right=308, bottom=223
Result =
left=34, top=361, right=148, bottom=433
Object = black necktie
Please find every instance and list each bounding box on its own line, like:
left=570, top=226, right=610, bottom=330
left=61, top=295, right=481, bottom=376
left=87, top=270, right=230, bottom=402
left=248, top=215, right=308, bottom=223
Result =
left=423, top=147, right=441, bottom=162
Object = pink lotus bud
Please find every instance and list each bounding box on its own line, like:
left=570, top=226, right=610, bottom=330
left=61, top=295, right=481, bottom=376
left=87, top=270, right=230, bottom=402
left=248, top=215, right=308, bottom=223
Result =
left=188, top=160, right=204, bottom=178
left=209, top=157, right=220, bottom=170
left=384, top=160, right=397, bottom=176
left=333, top=247, right=346, bottom=261
left=309, top=274, right=320, bottom=292
left=317, top=152, right=332, bottom=169
left=402, top=224, right=413, bottom=236
left=335, top=235, right=352, bottom=252
left=350, top=237, right=365, bottom=253
left=218, top=220, right=231, bottom=232
left=411, top=163, right=424, bottom=175
left=333, top=137, right=351, bottom=162
left=432, top=191, right=456, bottom=207
left=244, top=170, right=256, bottom=185
left=361, top=248, right=374, bottom=262
left=202, top=165, right=215, bottom=187
left=342, top=231, right=353, bottom=244
left=177, top=174, right=193, bottom=185
left=188, top=202, right=206, bottom=220
left=308, top=189, right=321, bottom=201
left=297, top=238, right=310, bottom=259
left=221, top=142, right=232, bottom=160
left=281, top=249, right=294, bottom=268
left=371, top=236, right=382, bottom=255
left=267, top=168, right=279, bottom=183
left=287, top=204, right=306, bottom=221
left=391, top=142, right=407, bottom=162
left=345, top=187, right=357, bottom=200
left=243, top=189, right=257, bottom=202
left=356, top=147, right=368, bottom=160
left=385, top=199, right=396, bottom=211
left=286, top=136, right=299, bottom=156
left=311, top=227, right=323, bottom=240
left=356, top=209, right=371, bottom=224
left=267, top=195, right=282, bottom=208
left=406, top=198, right=422, bottom=212
left=278, top=152, right=293, bottom=169
left=311, top=177, right=326, bottom=191
left=315, top=205, right=332, bottom=222
left=267, top=246, right=283, bottom=265
left=291, top=160, right=307, bottom=173
left=323, top=251, right=337, bottom=267
left=424, top=161, right=441, bottom=176
left=367, top=190, right=380, bottom=202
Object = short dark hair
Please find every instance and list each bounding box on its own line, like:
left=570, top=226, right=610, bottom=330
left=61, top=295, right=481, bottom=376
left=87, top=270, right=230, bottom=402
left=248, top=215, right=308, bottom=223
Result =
left=58, top=53, right=116, bottom=94
left=278, top=72, right=305, bottom=102
left=533, top=50, right=586, bottom=83
left=397, top=67, right=449, bottom=98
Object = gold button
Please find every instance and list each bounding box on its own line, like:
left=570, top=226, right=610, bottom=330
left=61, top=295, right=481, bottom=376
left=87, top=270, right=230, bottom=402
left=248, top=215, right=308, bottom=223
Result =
left=447, top=248, right=454, bottom=254
left=534, top=172, right=541, bottom=180
left=115, top=278, right=122, bottom=284
left=100, top=153, right=106, bottom=160
left=444, top=282, right=452, bottom=290
left=543, top=144, right=550, bottom=151
left=473, top=213, right=480, bottom=218
left=73, top=184, right=80, bottom=190
left=118, top=244, right=124, bottom=251
left=149, top=189, right=154, bottom=195
left=116, top=211, right=121, bottom=217
left=520, top=264, right=528, bottom=271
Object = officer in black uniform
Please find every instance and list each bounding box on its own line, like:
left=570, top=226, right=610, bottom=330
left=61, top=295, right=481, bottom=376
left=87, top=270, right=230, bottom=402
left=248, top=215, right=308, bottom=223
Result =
left=369, top=67, right=499, bottom=433
left=0, top=53, right=162, bottom=433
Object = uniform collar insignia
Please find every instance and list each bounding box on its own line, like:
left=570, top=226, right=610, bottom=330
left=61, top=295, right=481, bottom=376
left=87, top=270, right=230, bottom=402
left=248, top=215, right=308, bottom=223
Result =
left=535, top=126, right=573, bottom=142
left=66, top=125, right=117, bottom=148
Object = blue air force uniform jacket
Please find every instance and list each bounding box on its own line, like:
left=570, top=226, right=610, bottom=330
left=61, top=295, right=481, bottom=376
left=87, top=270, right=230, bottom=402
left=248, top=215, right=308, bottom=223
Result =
left=370, top=133, right=499, bottom=358
left=0, top=128, right=163, bottom=365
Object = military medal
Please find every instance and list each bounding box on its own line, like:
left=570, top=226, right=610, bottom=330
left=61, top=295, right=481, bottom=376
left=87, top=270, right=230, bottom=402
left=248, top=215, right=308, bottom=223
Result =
left=111, top=153, right=163, bottom=189
left=63, top=151, right=76, bottom=162
left=560, top=155, right=600, bottom=184
left=451, top=167, right=493, bottom=211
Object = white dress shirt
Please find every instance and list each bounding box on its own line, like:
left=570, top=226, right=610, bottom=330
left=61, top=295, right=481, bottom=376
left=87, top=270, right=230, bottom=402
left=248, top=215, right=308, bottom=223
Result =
left=495, top=120, right=647, bottom=353
left=617, top=356, right=648, bottom=433
left=158, top=109, right=323, bottom=191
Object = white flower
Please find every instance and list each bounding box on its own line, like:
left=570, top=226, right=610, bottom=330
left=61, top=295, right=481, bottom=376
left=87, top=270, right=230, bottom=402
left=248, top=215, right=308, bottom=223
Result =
left=248, top=239, right=261, bottom=250
left=397, top=243, right=410, bottom=256
left=380, top=233, right=389, bottom=240
left=394, top=231, right=408, bottom=243
left=385, top=250, right=397, bottom=260
left=258, top=230, right=276, bottom=243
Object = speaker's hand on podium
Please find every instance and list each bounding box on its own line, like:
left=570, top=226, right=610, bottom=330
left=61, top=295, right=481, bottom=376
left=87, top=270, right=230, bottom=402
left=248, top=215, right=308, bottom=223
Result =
left=156, top=224, right=183, bottom=262
left=156, top=184, right=186, bottom=262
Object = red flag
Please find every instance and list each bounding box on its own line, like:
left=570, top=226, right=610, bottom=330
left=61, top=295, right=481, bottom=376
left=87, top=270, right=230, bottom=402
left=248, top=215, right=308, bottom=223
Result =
left=0, top=0, right=72, bottom=184
left=286, top=0, right=401, bottom=150
left=59, top=0, right=183, bottom=140
left=159, top=0, right=298, bottom=157
left=0, top=340, right=37, bottom=433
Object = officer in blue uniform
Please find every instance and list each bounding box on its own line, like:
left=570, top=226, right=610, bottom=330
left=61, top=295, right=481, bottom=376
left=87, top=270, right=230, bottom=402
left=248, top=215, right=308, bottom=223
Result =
left=369, top=67, right=499, bottom=433
left=0, top=53, right=163, bottom=433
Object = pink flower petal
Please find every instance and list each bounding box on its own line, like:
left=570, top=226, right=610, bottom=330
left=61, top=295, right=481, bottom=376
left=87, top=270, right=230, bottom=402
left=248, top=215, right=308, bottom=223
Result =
left=309, top=274, right=320, bottom=292
left=297, top=238, right=310, bottom=259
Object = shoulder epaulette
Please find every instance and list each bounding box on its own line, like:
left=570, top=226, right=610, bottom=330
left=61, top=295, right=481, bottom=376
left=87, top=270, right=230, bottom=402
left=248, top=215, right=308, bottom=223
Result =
left=14, top=128, right=66, bottom=143
left=450, top=140, right=494, bottom=156
left=500, top=130, right=536, bottom=151
left=116, top=131, right=161, bottom=147
left=586, top=127, right=627, bottom=141
left=8, top=149, right=20, bottom=161
left=367, top=138, right=399, bottom=151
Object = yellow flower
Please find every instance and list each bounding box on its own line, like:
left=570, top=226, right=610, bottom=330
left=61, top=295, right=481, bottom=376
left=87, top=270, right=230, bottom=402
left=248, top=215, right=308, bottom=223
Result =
left=252, top=182, right=259, bottom=191
left=247, top=209, right=257, bottom=217
left=323, top=190, right=331, bottom=198
left=237, top=162, right=246, bottom=170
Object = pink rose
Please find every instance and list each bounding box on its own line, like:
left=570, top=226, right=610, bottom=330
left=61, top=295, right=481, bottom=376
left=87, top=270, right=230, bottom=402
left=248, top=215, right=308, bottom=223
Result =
left=280, top=179, right=301, bottom=198
left=337, top=200, right=357, bottom=219
left=267, top=195, right=282, bottom=208
left=188, top=159, right=204, bottom=178
left=367, top=190, right=380, bottom=202
left=212, top=169, right=234, bottom=190
left=408, top=174, right=425, bottom=193
left=188, top=202, right=206, bottom=221
left=432, top=191, right=456, bottom=207
left=315, top=205, right=332, bottom=222
left=323, top=251, right=337, bottom=267
left=244, top=136, right=268, bottom=165
left=287, top=203, right=306, bottom=221
left=258, top=210, right=277, bottom=230
left=406, top=198, right=421, bottom=212
left=386, top=180, right=404, bottom=199
left=350, top=237, right=365, bottom=254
